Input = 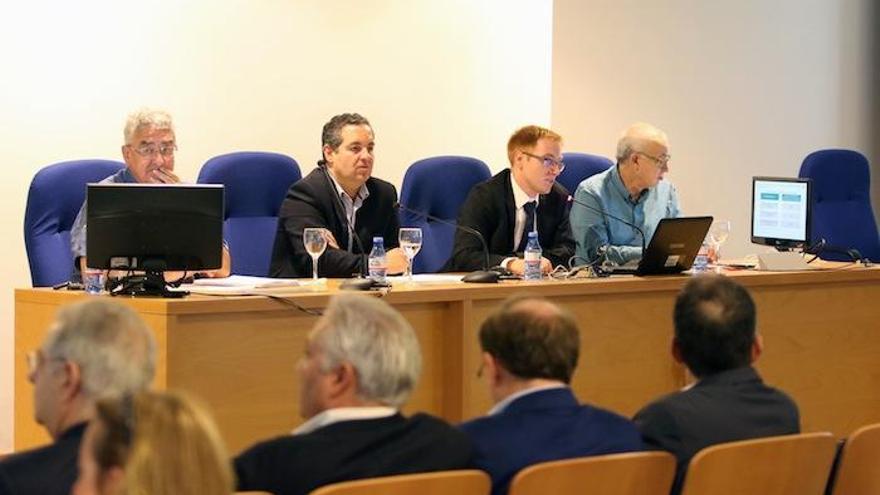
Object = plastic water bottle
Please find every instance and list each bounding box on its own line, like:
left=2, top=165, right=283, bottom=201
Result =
left=693, top=241, right=710, bottom=273
left=523, top=232, right=542, bottom=281
left=368, top=237, right=387, bottom=283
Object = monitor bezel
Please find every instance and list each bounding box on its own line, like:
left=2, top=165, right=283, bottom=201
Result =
left=86, top=183, right=225, bottom=272
left=750, top=176, right=812, bottom=250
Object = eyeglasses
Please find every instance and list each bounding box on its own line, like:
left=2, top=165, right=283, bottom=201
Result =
left=636, top=151, right=670, bottom=169
left=25, top=349, right=63, bottom=376
left=130, top=143, right=177, bottom=158
left=522, top=151, right=565, bottom=172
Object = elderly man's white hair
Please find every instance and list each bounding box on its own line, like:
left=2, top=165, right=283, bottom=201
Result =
left=44, top=299, right=156, bottom=400
left=615, top=122, right=669, bottom=163
left=313, top=293, right=422, bottom=408
left=123, top=107, right=174, bottom=144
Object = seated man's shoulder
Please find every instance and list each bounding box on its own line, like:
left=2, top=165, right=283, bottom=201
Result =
left=0, top=439, right=78, bottom=492
left=407, top=413, right=471, bottom=441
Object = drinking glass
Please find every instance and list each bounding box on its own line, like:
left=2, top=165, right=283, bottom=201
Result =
left=398, top=228, right=423, bottom=281
left=303, top=228, right=328, bottom=280
left=708, top=220, right=731, bottom=264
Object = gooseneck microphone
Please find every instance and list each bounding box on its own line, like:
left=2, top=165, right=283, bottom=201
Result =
left=394, top=202, right=500, bottom=284
left=567, top=195, right=646, bottom=261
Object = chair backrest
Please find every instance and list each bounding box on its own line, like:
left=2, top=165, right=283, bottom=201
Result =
left=680, top=432, right=837, bottom=495
left=24, top=159, right=124, bottom=286
left=830, top=423, right=880, bottom=495
left=399, top=156, right=491, bottom=273
left=309, top=469, right=491, bottom=495
left=508, top=451, right=676, bottom=495
left=557, top=152, right=614, bottom=195
left=798, top=149, right=880, bottom=261
left=197, top=151, right=301, bottom=276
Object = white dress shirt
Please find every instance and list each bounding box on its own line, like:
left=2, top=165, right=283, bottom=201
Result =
left=327, top=171, right=370, bottom=252
left=502, top=179, right=539, bottom=269
left=292, top=406, right=397, bottom=436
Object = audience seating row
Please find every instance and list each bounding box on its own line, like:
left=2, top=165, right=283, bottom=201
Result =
left=232, top=424, right=877, bottom=495
left=24, top=148, right=878, bottom=286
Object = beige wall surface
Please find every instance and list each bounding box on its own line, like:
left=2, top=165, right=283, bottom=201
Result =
left=552, top=0, right=876, bottom=259
left=0, top=0, right=553, bottom=452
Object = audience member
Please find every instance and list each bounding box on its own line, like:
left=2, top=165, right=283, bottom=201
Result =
left=235, top=293, right=472, bottom=495
left=634, top=274, right=800, bottom=494
left=70, top=107, right=231, bottom=278
left=270, top=113, right=407, bottom=278
left=449, top=125, right=574, bottom=275
left=0, top=299, right=156, bottom=495
left=460, top=295, right=642, bottom=495
left=570, top=122, right=680, bottom=265
left=72, top=390, right=233, bottom=495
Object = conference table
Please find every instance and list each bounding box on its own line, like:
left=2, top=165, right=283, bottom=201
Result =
left=13, top=266, right=880, bottom=453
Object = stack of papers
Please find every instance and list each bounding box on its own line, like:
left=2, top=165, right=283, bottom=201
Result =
left=178, top=275, right=307, bottom=295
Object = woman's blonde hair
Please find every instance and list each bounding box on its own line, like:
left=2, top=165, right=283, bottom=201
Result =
left=92, top=390, right=233, bottom=495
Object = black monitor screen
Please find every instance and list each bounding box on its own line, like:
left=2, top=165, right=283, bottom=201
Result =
left=86, top=184, right=224, bottom=271
left=751, top=176, right=811, bottom=249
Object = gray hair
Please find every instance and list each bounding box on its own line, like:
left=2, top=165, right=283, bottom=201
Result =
left=313, top=294, right=421, bottom=408
left=44, top=299, right=156, bottom=400
left=123, top=108, right=174, bottom=144
left=615, top=122, right=669, bottom=163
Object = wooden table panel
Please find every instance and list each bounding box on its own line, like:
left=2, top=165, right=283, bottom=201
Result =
left=13, top=267, right=880, bottom=454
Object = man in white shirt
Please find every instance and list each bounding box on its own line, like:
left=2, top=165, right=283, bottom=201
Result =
left=449, top=125, right=575, bottom=275
left=234, top=293, right=472, bottom=495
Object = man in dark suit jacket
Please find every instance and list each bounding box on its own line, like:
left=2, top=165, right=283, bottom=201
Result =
left=460, top=295, right=642, bottom=495
left=449, top=125, right=574, bottom=275
left=270, top=113, right=407, bottom=278
left=235, top=293, right=472, bottom=495
left=634, top=274, right=800, bottom=495
left=0, top=299, right=155, bottom=495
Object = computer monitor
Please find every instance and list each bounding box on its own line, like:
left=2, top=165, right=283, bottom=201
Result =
left=751, top=176, right=811, bottom=249
left=86, top=183, right=224, bottom=272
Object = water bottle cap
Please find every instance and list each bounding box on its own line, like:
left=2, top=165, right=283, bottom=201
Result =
left=373, top=237, right=383, bottom=243
left=528, top=231, right=537, bottom=238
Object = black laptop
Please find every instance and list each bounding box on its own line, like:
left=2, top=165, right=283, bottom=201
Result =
left=602, top=216, right=714, bottom=275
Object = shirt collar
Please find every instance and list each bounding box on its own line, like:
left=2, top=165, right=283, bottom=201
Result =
left=488, top=383, right=568, bottom=415
left=510, top=172, right=539, bottom=209
left=291, top=406, right=397, bottom=436
left=327, top=169, right=369, bottom=203
left=610, top=164, right=647, bottom=205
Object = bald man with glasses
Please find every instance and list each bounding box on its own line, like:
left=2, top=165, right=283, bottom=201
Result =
left=448, top=125, right=575, bottom=276
left=570, top=122, right=681, bottom=266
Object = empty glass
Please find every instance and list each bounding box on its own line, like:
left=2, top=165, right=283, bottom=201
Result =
left=398, top=228, right=423, bottom=281
left=303, top=228, right=328, bottom=280
left=708, top=220, right=731, bottom=264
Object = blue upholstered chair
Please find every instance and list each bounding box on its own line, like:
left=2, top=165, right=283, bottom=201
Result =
left=24, top=159, right=124, bottom=286
left=197, top=151, right=301, bottom=276
left=557, top=152, right=614, bottom=195
left=399, top=156, right=491, bottom=273
left=798, top=149, right=880, bottom=262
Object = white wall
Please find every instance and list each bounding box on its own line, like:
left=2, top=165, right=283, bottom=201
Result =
left=552, top=0, right=876, bottom=258
left=0, top=0, right=554, bottom=452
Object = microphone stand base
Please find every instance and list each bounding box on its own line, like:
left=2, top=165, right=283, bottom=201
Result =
left=461, top=270, right=500, bottom=283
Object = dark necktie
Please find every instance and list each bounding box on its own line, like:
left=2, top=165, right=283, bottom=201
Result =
left=517, top=201, right=537, bottom=252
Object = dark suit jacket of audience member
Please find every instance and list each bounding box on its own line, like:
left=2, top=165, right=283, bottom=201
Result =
left=234, top=413, right=473, bottom=495
left=634, top=366, right=800, bottom=495
left=270, top=167, right=400, bottom=278
left=0, top=422, right=87, bottom=495
left=447, top=169, right=575, bottom=271
left=460, top=388, right=643, bottom=495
